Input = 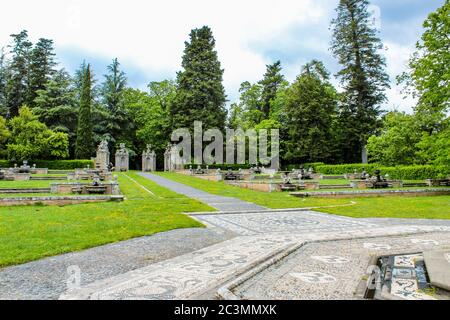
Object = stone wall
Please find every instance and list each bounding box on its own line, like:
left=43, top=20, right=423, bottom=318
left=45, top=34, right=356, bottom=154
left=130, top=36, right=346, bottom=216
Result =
left=0, top=195, right=124, bottom=206
left=50, top=182, right=120, bottom=195
left=291, top=189, right=450, bottom=198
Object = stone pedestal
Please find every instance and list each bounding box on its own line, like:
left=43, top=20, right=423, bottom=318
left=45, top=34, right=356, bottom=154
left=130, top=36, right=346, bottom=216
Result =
left=95, top=140, right=110, bottom=171
left=115, top=143, right=129, bottom=172
left=142, top=145, right=156, bottom=172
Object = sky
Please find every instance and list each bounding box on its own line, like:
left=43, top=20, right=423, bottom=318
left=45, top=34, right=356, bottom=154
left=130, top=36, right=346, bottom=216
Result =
left=0, top=0, right=445, bottom=113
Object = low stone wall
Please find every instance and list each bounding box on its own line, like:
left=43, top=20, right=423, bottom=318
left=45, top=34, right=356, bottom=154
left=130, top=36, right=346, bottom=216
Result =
left=0, top=195, right=124, bottom=206
left=4, top=173, right=30, bottom=181
left=299, top=181, right=320, bottom=190
left=68, top=170, right=112, bottom=181
left=30, top=168, right=48, bottom=174
left=0, top=187, right=51, bottom=194
left=191, top=174, right=222, bottom=182
left=290, top=188, right=450, bottom=198
left=224, top=180, right=280, bottom=192
left=322, top=175, right=345, bottom=179
left=350, top=180, right=403, bottom=189
left=50, top=183, right=120, bottom=195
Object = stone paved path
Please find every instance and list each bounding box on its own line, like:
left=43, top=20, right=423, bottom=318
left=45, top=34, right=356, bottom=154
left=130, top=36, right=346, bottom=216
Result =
left=139, top=172, right=267, bottom=212
left=0, top=228, right=233, bottom=300
left=4, top=173, right=450, bottom=300
left=60, top=225, right=450, bottom=300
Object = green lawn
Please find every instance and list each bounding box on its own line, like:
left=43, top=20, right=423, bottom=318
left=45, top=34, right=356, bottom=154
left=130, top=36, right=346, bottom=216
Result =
left=156, top=172, right=355, bottom=208
left=0, top=171, right=213, bottom=267
left=157, top=172, right=450, bottom=220
left=0, top=180, right=63, bottom=188
left=319, top=196, right=450, bottom=219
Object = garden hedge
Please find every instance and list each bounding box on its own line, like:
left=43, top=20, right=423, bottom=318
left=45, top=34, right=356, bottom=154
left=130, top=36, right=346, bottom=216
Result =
left=315, top=164, right=449, bottom=180
left=283, top=162, right=325, bottom=171
left=0, top=160, right=94, bottom=170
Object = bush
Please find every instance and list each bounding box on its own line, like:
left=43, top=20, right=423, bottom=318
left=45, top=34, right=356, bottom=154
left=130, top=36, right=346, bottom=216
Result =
left=0, top=160, right=94, bottom=170
left=283, top=162, right=325, bottom=171
left=315, top=163, right=449, bottom=180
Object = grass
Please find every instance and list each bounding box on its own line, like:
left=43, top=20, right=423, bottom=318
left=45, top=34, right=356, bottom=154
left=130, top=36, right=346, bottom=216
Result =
left=0, top=193, right=55, bottom=198
left=157, top=172, right=450, bottom=220
left=319, top=196, right=450, bottom=220
left=0, top=171, right=213, bottom=267
left=0, top=180, right=63, bottom=188
left=156, top=172, right=354, bottom=208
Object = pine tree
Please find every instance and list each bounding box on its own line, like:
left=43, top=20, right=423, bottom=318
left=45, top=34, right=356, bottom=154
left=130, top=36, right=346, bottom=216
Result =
left=284, top=60, right=338, bottom=163
left=26, top=38, right=57, bottom=108
left=75, top=64, right=94, bottom=159
left=330, top=0, right=390, bottom=163
left=33, top=69, right=78, bottom=157
left=259, top=61, right=284, bottom=119
left=172, top=26, right=227, bottom=131
left=5, top=30, right=32, bottom=119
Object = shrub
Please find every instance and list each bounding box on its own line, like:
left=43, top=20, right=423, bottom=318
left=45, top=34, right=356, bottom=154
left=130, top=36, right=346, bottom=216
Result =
left=315, top=163, right=449, bottom=180
left=0, top=160, right=94, bottom=170
left=283, top=162, right=325, bottom=171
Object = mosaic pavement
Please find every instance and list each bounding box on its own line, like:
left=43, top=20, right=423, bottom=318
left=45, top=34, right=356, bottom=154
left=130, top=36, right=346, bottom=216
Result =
left=226, top=232, right=450, bottom=300
left=60, top=225, right=450, bottom=300
left=58, top=175, right=450, bottom=300
left=194, top=210, right=378, bottom=236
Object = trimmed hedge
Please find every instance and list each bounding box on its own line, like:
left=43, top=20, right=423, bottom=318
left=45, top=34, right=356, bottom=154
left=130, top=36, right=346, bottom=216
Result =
left=283, top=162, right=325, bottom=171
left=315, top=164, right=449, bottom=180
left=0, top=160, right=94, bottom=170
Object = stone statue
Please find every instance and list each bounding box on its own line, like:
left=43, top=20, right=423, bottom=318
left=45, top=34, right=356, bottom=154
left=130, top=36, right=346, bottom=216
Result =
left=95, top=140, right=110, bottom=171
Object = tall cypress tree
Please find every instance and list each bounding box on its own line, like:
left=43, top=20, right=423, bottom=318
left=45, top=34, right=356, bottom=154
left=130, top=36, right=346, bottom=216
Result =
left=5, top=30, right=32, bottom=119
left=172, top=26, right=227, bottom=131
left=259, top=61, right=284, bottom=119
left=330, top=0, right=390, bottom=163
left=75, top=64, right=94, bottom=159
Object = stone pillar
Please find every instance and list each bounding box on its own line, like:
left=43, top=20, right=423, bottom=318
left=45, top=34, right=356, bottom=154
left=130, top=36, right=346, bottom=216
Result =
left=361, top=145, right=368, bottom=164
left=96, top=140, right=110, bottom=171
left=115, top=143, right=129, bottom=172
left=142, top=145, right=156, bottom=172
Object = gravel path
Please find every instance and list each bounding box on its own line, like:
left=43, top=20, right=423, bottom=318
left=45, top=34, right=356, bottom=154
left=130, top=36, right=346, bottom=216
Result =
left=139, top=172, right=267, bottom=212
left=0, top=228, right=234, bottom=300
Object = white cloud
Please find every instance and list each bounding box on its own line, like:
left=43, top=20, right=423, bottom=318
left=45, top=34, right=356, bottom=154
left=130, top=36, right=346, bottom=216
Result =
left=0, top=0, right=423, bottom=111
left=383, top=41, right=417, bottom=112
